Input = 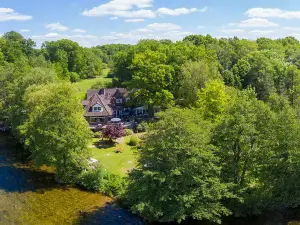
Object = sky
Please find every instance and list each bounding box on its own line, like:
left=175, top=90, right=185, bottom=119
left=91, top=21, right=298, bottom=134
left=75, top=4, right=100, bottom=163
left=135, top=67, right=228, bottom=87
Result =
left=2, top=0, right=300, bottom=47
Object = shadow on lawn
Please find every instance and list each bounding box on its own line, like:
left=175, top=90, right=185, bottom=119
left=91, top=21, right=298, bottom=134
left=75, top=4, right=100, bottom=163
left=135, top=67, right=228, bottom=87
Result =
left=92, top=140, right=120, bottom=150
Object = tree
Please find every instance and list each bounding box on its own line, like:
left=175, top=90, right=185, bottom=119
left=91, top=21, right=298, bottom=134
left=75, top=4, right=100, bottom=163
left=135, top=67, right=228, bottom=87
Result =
left=213, top=89, right=273, bottom=186
left=178, top=61, right=221, bottom=107
left=126, top=108, right=233, bottom=223
left=196, top=79, right=231, bottom=121
left=129, top=50, right=175, bottom=111
left=212, top=89, right=276, bottom=215
left=9, top=67, right=58, bottom=141
left=103, top=124, right=124, bottom=142
left=2, top=31, right=36, bottom=62
left=232, top=51, right=287, bottom=100
left=20, top=83, right=91, bottom=182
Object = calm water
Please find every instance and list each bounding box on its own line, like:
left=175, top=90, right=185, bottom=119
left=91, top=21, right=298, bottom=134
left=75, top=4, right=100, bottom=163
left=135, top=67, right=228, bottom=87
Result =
left=0, top=133, right=143, bottom=225
left=1, top=133, right=300, bottom=225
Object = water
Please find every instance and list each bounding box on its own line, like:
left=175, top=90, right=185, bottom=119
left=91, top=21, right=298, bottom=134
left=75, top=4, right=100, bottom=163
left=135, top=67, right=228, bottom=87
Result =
left=1, top=133, right=300, bottom=225
left=0, top=133, right=143, bottom=225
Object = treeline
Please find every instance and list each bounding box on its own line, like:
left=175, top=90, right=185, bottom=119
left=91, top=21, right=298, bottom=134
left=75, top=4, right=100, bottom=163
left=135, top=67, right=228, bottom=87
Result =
left=0, top=31, right=123, bottom=83
left=111, top=35, right=300, bottom=110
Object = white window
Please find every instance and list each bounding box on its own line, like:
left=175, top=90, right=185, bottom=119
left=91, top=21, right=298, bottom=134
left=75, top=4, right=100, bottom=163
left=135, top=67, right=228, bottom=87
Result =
left=135, top=107, right=144, bottom=115
left=92, top=104, right=102, bottom=112
left=116, top=98, right=123, bottom=104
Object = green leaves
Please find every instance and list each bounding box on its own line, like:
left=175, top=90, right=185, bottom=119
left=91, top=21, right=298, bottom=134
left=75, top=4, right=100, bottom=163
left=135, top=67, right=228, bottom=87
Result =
left=125, top=108, right=233, bottom=223
left=21, top=83, right=91, bottom=181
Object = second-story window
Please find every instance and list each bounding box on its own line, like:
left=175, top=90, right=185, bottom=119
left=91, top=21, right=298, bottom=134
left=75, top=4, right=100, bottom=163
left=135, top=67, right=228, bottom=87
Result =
left=93, top=104, right=102, bottom=112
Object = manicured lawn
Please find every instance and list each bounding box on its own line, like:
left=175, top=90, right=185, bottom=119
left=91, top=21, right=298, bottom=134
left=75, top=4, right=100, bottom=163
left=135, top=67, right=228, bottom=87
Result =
left=89, top=136, right=139, bottom=176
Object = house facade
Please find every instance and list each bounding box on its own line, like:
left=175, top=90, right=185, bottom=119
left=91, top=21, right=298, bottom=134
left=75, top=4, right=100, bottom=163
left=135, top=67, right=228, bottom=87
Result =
left=82, top=88, right=149, bottom=125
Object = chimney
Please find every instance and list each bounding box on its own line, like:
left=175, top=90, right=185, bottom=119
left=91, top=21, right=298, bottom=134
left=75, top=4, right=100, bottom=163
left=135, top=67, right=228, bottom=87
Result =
left=100, top=88, right=105, bottom=95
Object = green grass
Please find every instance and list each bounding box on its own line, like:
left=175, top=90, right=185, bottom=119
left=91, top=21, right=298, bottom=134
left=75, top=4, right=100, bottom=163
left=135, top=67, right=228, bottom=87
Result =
left=73, top=69, right=112, bottom=99
left=89, top=136, right=139, bottom=176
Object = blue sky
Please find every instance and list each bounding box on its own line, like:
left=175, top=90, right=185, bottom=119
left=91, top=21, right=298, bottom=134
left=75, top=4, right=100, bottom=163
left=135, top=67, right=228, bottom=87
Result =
left=2, top=0, right=300, bottom=47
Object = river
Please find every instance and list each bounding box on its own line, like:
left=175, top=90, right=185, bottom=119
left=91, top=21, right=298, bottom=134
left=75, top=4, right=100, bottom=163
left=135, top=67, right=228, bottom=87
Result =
left=0, top=133, right=144, bottom=225
left=1, top=133, right=300, bottom=225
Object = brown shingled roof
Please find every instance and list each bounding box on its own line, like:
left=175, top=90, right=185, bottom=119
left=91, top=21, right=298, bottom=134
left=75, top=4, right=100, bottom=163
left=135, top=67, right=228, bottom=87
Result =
left=84, top=93, right=113, bottom=117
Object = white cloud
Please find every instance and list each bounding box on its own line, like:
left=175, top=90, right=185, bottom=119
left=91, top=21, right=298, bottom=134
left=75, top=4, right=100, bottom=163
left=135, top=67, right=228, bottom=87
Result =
left=124, top=18, right=145, bottom=23
left=72, top=28, right=87, bottom=33
left=31, top=24, right=192, bottom=48
left=157, top=7, right=200, bottom=16
left=134, top=28, right=153, bottom=33
left=82, top=1, right=204, bottom=19
left=284, top=27, right=300, bottom=31
left=147, top=23, right=181, bottom=31
left=0, top=8, right=14, bottom=13
left=237, top=18, right=279, bottom=28
left=0, top=8, right=32, bottom=22
left=249, top=30, right=274, bottom=34
left=246, top=8, right=300, bottom=19
left=20, top=29, right=30, bottom=33
left=114, top=9, right=156, bottom=18
left=44, top=33, right=59, bottom=38
left=221, top=29, right=245, bottom=33
left=82, top=0, right=155, bottom=18
left=45, top=23, right=69, bottom=31
left=199, top=7, right=208, bottom=12
left=110, top=16, right=118, bottom=20
left=157, top=31, right=193, bottom=40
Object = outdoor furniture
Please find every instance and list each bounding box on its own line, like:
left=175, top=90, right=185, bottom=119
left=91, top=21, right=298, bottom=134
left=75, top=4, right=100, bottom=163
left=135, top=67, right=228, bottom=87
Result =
left=111, top=118, right=122, bottom=123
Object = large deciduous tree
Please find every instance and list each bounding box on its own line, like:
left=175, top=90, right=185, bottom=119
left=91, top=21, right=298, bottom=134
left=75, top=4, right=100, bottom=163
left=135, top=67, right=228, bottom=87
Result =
left=178, top=61, right=221, bottom=107
left=126, top=108, right=233, bottom=223
left=129, top=50, right=175, bottom=110
left=20, top=83, right=91, bottom=182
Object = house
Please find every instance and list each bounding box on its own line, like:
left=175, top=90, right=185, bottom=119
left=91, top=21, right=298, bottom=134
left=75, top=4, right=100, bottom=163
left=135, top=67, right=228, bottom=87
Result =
left=82, top=88, right=149, bottom=126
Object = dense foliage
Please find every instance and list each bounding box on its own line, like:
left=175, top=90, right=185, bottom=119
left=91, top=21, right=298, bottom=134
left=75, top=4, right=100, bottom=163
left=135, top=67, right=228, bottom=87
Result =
left=3, top=31, right=300, bottom=223
left=77, top=167, right=126, bottom=197
left=126, top=108, right=233, bottom=223
left=102, top=124, right=124, bottom=141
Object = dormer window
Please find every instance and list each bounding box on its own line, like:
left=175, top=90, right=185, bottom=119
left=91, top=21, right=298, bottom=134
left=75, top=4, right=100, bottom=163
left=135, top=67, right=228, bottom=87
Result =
left=92, top=104, right=102, bottom=112
left=116, top=98, right=123, bottom=104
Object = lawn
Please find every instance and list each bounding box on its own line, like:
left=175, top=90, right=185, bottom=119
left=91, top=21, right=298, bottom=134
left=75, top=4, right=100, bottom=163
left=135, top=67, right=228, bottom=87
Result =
left=73, top=69, right=112, bottom=99
left=89, top=136, right=139, bottom=176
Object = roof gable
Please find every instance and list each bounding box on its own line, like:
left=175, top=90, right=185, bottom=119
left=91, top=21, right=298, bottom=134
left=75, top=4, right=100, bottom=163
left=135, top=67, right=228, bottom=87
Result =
left=84, top=93, right=113, bottom=117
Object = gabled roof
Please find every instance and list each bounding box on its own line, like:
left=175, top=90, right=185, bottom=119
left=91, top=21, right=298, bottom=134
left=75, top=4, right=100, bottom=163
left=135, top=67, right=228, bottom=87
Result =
left=84, top=93, right=113, bottom=117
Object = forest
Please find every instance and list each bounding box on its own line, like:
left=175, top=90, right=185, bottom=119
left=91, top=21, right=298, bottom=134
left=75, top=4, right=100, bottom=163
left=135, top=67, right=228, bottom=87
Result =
left=2, top=31, right=300, bottom=223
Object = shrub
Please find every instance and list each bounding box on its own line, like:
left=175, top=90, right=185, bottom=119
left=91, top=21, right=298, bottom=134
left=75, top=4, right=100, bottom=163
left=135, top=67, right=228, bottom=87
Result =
left=76, top=167, right=126, bottom=197
left=77, top=167, right=108, bottom=192
left=93, top=131, right=102, bottom=138
left=70, top=72, right=80, bottom=83
left=103, top=124, right=124, bottom=141
left=128, top=135, right=139, bottom=146
left=136, top=122, right=147, bottom=133
left=139, top=134, right=147, bottom=141
left=104, top=173, right=127, bottom=197
left=124, top=129, right=134, bottom=136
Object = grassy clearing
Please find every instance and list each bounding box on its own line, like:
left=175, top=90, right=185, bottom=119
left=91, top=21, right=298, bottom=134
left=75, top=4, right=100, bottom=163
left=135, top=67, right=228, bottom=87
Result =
left=89, top=136, right=139, bottom=176
left=73, top=69, right=112, bottom=99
